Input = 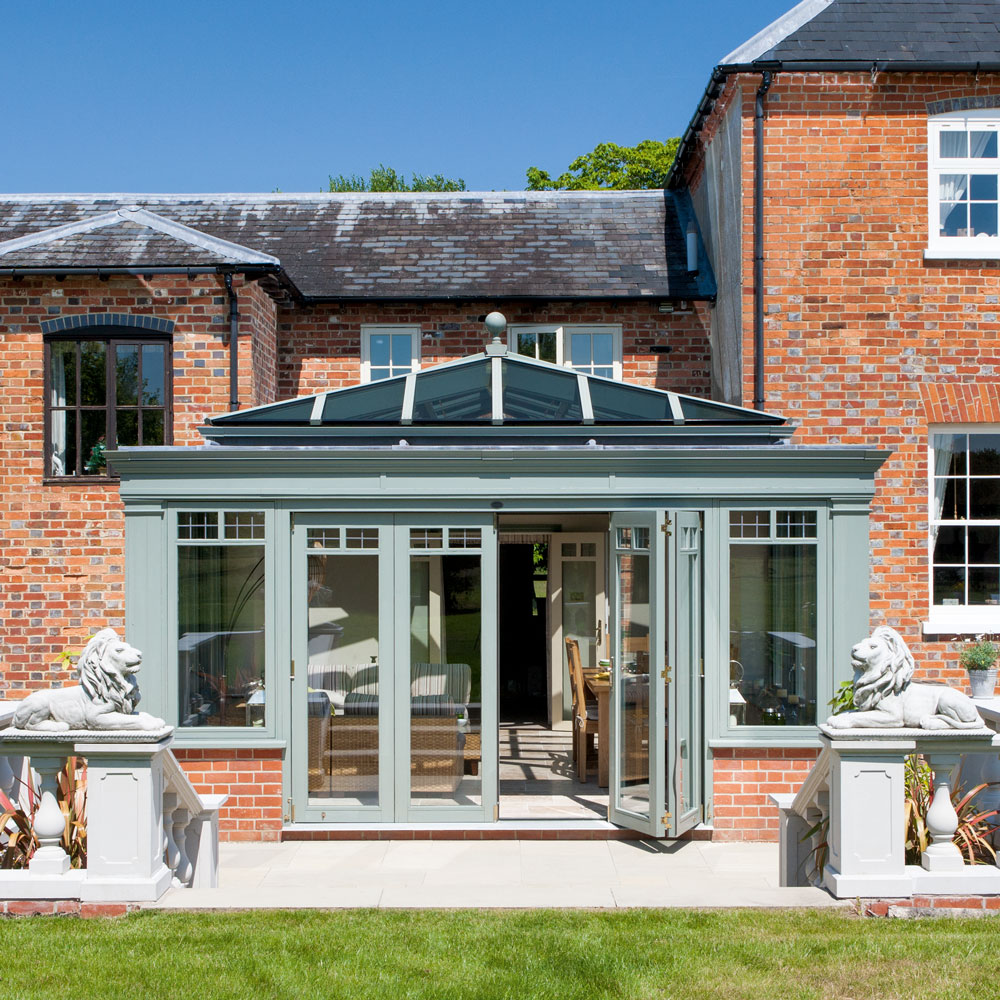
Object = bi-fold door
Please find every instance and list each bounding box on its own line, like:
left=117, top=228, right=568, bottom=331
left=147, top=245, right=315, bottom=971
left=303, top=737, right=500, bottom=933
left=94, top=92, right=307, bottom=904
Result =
left=290, top=514, right=497, bottom=823
left=607, top=510, right=703, bottom=838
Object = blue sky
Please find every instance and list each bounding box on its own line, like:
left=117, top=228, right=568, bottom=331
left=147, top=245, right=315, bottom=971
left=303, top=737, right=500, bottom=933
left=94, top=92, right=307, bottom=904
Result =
left=3, top=0, right=793, bottom=193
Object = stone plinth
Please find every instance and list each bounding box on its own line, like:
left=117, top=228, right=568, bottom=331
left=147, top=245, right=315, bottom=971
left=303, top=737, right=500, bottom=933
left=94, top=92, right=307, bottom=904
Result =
left=0, top=727, right=175, bottom=902
left=818, top=725, right=1000, bottom=899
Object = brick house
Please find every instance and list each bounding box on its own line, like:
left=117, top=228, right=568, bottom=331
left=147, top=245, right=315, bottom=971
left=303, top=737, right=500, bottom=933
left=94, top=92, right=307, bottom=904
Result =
left=669, top=0, right=1000, bottom=836
left=5, top=0, right=991, bottom=845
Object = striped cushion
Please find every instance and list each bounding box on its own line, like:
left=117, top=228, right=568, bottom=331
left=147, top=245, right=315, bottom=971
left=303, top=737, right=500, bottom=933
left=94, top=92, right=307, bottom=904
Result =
left=344, top=692, right=380, bottom=716
left=410, top=662, right=471, bottom=704
left=410, top=696, right=463, bottom=718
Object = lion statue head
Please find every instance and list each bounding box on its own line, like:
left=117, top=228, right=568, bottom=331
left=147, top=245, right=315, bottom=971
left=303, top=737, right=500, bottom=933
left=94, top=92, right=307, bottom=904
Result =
left=77, top=627, right=144, bottom=713
left=850, top=625, right=915, bottom=711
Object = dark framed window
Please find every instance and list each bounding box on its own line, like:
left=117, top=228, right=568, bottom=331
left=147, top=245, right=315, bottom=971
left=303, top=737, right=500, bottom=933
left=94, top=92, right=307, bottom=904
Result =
left=45, top=331, right=171, bottom=479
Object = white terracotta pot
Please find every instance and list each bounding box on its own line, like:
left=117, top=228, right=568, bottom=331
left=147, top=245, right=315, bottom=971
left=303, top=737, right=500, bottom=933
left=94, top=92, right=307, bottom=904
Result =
left=969, top=667, right=998, bottom=701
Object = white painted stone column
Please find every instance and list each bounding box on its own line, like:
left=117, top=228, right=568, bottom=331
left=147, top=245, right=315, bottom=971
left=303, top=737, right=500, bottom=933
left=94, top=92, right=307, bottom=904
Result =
left=819, top=727, right=914, bottom=898
left=74, top=730, right=174, bottom=902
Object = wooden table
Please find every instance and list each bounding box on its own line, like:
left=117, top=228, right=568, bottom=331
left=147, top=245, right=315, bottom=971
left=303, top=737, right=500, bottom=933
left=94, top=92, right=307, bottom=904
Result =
left=584, top=673, right=611, bottom=788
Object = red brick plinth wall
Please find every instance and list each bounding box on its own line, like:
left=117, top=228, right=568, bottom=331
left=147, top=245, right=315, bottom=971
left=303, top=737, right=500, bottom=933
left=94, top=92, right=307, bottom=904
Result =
left=172, top=748, right=284, bottom=842
left=863, top=896, right=1000, bottom=917
left=711, top=747, right=821, bottom=842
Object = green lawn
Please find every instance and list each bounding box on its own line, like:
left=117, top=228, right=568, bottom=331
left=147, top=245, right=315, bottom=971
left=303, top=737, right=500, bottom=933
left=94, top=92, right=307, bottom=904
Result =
left=1, top=908, right=999, bottom=1000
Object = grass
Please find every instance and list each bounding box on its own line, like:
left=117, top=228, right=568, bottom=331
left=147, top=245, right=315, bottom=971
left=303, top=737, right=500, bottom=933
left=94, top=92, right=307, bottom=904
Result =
left=1, top=908, right=999, bottom=1000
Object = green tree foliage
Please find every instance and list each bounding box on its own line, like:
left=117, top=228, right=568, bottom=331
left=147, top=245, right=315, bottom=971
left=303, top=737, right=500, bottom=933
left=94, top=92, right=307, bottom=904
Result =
left=525, top=139, right=680, bottom=191
left=328, top=165, right=466, bottom=193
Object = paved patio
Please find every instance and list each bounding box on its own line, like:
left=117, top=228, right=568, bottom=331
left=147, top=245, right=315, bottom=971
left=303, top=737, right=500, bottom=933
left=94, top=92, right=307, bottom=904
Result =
left=151, top=839, right=844, bottom=910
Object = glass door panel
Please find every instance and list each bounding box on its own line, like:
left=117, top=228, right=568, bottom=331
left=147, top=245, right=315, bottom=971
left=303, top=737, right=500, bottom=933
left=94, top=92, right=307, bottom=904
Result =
left=291, top=516, right=394, bottom=822
left=668, top=511, right=703, bottom=837
left=398, top=520, right=496, bottom=822
left=608, top=512, right=665, bottom=836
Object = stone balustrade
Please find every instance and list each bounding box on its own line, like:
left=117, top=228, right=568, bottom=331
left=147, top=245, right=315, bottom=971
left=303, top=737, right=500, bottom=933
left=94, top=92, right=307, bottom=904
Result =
left=773, top=724, right=1000, bottom=899
left=0, top=721, right=226, bottom=902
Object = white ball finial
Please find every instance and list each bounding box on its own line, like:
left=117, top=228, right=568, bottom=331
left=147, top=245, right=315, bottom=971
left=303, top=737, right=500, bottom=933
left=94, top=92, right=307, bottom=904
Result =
left=484, top=311, right=507, bottom=339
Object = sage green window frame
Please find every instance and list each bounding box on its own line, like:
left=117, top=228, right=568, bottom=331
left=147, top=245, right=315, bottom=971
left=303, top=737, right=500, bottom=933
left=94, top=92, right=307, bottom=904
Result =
left=712, top=503, right=831, bottom=745
left=166, top=503, right=278, bottom=746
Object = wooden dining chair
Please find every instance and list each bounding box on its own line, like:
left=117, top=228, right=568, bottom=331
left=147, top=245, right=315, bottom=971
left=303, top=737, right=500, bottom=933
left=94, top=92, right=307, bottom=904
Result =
left=565, top=637, right=599, bottom=782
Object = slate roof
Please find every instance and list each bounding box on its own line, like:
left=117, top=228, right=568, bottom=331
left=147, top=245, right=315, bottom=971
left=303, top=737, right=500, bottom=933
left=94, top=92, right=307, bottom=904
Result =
left=721, top=0, right=1000, bottom=68
left=0, top=192, right=714, bottom=302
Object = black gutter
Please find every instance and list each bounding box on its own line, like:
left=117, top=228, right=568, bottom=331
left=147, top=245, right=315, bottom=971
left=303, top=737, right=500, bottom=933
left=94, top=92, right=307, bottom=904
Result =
left=667, top=59, right=1000, bottom=190
left=753, top=71, right=772, bottom=412
left=224, top=273, right=240, bottom=412
left=0, top=265, right=281, bottom=279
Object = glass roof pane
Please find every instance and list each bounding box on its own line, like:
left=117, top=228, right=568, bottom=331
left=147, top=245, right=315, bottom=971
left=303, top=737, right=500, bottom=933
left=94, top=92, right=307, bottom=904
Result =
left=679, top=397, right=763, bottom=422
left=588, top=379, right=673, bottom=422
left=230, top=397, right=316, bottom=424
left=321, top=378, right=405, bottom=422
left=502, top=359, right=582, bottom=421
left=411, top=361, right=491, bottom=421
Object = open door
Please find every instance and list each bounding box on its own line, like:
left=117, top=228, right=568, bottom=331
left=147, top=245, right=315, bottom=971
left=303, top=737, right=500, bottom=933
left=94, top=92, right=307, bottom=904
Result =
left=608, top=512, right=664, bottom=835
left=607, top=510, right=703, bottom=837
left=667, top=510, right=703, bottom=838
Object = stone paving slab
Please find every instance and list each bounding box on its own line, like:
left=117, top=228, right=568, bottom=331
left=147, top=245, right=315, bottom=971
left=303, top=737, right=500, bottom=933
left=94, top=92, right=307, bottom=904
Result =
left=149, top=840, right=845, bottom=910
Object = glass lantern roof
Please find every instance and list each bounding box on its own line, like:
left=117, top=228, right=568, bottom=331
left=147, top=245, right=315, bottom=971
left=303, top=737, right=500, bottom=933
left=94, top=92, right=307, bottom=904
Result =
left=207, top=351, right=785, bottom=430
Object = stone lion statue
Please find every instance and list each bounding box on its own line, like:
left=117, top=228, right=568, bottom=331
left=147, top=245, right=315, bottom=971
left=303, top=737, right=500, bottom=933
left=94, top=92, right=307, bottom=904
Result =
left=13, top=628, right=166, bottom=732
left=825, top=625, right=982, bottom=730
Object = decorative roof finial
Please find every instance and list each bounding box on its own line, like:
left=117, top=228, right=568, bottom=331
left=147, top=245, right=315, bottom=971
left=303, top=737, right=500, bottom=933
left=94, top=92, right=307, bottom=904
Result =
left=484, top=311, right=507, bottom=356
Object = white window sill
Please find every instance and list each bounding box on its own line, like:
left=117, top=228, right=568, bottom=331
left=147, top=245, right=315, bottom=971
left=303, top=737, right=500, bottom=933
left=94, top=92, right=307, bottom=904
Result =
left=923, top=614, right=1000, bottom=637
left=924, top=243, right=1000, bottom=261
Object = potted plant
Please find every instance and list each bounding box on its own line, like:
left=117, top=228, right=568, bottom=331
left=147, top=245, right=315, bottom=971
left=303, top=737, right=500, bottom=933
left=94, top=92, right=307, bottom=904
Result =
left=959, top=637, right=999, bottom=701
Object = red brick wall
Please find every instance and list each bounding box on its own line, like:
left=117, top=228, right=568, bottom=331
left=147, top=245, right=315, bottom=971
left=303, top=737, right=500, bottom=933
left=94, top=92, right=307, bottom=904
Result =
left=688, top=71, right=1000, bottom=687
left=277, top=300, right=711, bottom=398
left=711, top=748, right=821, bottom=842
left=172, top=748, right=283, bottom=842
left=0, top=274, right=274, bottom=688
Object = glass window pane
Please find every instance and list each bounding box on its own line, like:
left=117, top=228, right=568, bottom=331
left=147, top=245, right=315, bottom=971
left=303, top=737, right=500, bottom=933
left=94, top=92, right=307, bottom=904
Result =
left=729, top=544, right=817, bottom=727
left=178, top=544, right=265, bottom=727
left=970, top=174, right=998, bottom=200
left=730, top=511, right=770, bottom=539
left=411, top=529, right=443, bottom=549
left=224, top=511, right=265, bottom=540
left=345, top=528, right=379, bottom=549
left=940, top=201, right=968, bottom=237
left=933, top=433, right=967, bottom=476
left=538, top=331, right=557, bottom=364
left=617, top=549, right=650, bottom=816
left=588, top=380, right=672, bottom=422
left=933, top=525, right=965, bottom=564
left=141, top=344, right=165, bottom=406
left=321, top=378, right=406, bottom=422
left=178, top=512, right=219, bottom=540
left=971, top=131, right=998, bottom=158
left=80, top=342, right=106, bottom=406
left=971, top=433, right=1000, bottom=474
left=116, top=409, right=138, bottom=447
left=970, top=566, right=1000, bottom=605
left=501, top=359, right=583, bottom=422
left=940, top=173, right=969, bottom=200
left=368, top=367, right=391, bottom=382
left=50, top=342, right=76, bottom=407
left=116, top=344, right=138, bottom=406
left=307, top=528, right=340, bottom=548
left=934, top=565, right=965, bottom=605
left=142, top=409, right=164, bottom=445
left=592, top=334, right=614, bottom=366
left=776, top=511, right=817, bottom=539
left=516, top=332, right=537, bottom=358
left=580, top=542, right=596, bottom=557
left=81, top=410, right=107, bottom=474
left=971, top=202, right=998, bottom=237
left=562, top=542, right=577, bottom=557
left=448, top=529, right=481, bottom=549
left=936, top=478, right=967, bottom=520
left=409, top=554, right=481, bottom=808
left=970, top=478, right=1000, bottom=519
left=940, top=130, right=968, bottom=158
left=390, top=334, right=412, bottom=368
left=307, top=551, right=380, bottom=805
left=50, top=409, right=75, bottom=477
left=570, top=333, right=592, bottom=367
left=369, top=334, right=390, bottom=368
left=411, top=362, right=492, bottom=422
left=968, top=525, right=999, bottom=564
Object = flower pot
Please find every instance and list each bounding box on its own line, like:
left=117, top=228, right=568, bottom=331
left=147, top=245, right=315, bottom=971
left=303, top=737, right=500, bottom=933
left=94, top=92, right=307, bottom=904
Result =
left=969, top=667, right=998, bottom=700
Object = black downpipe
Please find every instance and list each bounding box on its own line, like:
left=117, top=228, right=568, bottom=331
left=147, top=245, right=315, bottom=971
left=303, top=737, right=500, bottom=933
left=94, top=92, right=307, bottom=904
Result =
left=224, top=273, right=240, bottom=411
left=753, top=71, right=772, bottom=412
